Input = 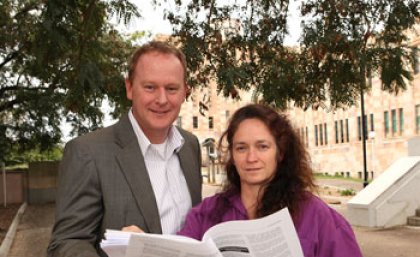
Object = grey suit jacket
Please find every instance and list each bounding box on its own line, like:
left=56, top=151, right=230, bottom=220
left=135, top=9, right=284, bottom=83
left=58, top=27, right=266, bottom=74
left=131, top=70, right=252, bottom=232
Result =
left=47, top=114, right=202, bottom=257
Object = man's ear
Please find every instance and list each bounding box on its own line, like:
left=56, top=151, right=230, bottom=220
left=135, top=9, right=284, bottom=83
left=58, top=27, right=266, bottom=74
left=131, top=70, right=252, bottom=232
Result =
left=185, top=84, right=192, bottom=99
left=125, top=79, right=133, bottom=100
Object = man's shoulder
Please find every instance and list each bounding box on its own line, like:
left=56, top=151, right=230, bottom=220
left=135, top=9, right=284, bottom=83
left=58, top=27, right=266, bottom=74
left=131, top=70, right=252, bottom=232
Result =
left=67, top=118, right=127, bottom=148
left=176, top=126, right=198, bottom=142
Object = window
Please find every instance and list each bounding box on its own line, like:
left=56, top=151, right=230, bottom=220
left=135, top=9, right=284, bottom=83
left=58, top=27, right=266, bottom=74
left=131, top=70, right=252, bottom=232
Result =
left=305, top=127, right=309, bottom=147
left=300, top=128, right=306, bottom=145
left=384, top=111, right=389, bottom=137
left=314, top=125, right=318, bottom=146
left=399, top=108, right=404, bottom=134
left=363, top=114, right=368, bottom=139
left=391, top=109, right=397, bottom=135
left=357, top=116, right=361, bottom=141
left=319, top=124, right=323, bottom=145
left=324, top=123, right=328, bottom=145
left=413, top=47, right=419, bottom=75
left=335, top=121, right=339, bottom=144
left=370, top=113, right=374, bottom=131
left=208, top=116, right=214, bottom=129
left=176, top=116, right=182, bottom=128
left=193, top=116, right=198, bottom=129
left=340, top=120, right=344, bottom=143
left=345, top=119, right=349, bottom=142
left=416, top=105, right=420, bottom=134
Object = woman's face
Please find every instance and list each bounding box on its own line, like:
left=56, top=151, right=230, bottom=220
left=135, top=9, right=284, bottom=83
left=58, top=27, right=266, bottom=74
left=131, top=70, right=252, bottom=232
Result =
left=232, top=118, right=279, bottom=188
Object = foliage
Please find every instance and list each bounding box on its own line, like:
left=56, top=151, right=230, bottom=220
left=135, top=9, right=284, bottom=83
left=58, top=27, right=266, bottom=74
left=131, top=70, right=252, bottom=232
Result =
left=340, top=188, right=356, bottom=196
left=314, top=172, right=365, bottom=183
left=0, top=0, right=140, bottom=161
left=166, top=0, right=419, bottom=109
left=5, top=145, right=63, bottom=166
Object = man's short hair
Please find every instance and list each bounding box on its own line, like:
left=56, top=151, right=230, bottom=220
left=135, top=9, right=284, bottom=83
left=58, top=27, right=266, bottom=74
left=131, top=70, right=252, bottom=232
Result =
left=127, top=41, right=187, bottom=84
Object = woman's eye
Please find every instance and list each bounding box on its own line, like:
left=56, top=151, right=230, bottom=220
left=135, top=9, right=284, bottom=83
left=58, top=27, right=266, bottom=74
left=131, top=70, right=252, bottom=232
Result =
left=235, top=146, right=246, bottom=152
left=258, top=144, right=269, bottom=150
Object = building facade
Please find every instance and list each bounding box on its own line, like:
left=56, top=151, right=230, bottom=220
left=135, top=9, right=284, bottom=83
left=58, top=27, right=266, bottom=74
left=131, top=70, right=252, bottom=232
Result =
left=287, top=26, right=420, bottom=179
left=178, top=82, right=253, bottom=164
left=175, top=26, right=420, bottom=178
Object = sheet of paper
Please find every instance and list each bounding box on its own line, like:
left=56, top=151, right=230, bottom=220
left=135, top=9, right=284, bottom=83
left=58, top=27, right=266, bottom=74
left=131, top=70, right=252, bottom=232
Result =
left=203, top=208, right=304, bottom=257
left=125, top=233, right=223, bottom=257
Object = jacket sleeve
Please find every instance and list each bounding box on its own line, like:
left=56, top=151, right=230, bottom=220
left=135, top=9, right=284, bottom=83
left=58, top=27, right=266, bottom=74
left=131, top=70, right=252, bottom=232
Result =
left=177, top=201, right=206, bottom=241
left=47, top=139, right=104, bottom=257
left=316, top=208, right=363, bottom=257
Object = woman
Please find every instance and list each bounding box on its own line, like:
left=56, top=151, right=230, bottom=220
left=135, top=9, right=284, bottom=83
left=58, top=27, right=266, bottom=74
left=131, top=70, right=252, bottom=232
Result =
left=177, top=104, right=362, bottom=257
left=124, top=104, right=362, bottom=257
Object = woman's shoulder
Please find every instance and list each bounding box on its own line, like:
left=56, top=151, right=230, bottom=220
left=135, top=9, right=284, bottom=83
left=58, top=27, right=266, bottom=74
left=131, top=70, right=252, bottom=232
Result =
left=192, top=191, right=233, bottom=212
left=197, top=193, right=223, bottom=207
left=300, top=193, right=351, bottom=227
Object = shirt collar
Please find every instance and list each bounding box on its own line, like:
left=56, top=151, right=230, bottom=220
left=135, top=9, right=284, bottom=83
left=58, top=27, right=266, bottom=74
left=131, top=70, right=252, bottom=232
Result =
left=128, top=109, right=185, bottom=157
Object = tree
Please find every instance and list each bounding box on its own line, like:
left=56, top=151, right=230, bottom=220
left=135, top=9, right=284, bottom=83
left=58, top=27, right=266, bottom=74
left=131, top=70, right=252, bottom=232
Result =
left=0, top=0, right=140, bottom=162
left=166, top=0, right=419, bottom=109
left=298, top=0, right=419, bottom=186
left=166, top=0, right=418, bottom=186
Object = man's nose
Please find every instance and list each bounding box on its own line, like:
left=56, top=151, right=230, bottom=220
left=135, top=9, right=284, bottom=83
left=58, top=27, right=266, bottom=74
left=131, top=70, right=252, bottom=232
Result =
left=156, top=88, right=168, bottom=104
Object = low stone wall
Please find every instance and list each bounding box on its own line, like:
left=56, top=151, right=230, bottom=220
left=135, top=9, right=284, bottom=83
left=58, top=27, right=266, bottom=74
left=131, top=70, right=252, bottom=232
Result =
left=27, top=161, right=59, bottom=204
left=0, top=169, right=27, bottom=205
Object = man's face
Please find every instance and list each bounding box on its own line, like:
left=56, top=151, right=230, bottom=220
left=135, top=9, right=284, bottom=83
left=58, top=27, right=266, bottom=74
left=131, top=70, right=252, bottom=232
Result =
left=125, top=51, right=187, bottom=143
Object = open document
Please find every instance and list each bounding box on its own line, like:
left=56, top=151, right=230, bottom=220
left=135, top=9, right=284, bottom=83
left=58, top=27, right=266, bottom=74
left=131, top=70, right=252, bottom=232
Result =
left=101, top=207, right=304, bottom=257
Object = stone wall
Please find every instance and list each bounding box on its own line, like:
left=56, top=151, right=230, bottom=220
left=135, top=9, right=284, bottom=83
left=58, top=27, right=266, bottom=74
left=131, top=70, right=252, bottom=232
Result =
left=0, top=169, right=27, bottom=205
left=27, top=161, right=59, bottom=204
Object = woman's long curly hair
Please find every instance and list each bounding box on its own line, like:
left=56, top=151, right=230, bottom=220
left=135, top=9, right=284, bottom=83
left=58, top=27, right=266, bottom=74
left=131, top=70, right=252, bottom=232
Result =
left=218, top=104, right=317, bottom=219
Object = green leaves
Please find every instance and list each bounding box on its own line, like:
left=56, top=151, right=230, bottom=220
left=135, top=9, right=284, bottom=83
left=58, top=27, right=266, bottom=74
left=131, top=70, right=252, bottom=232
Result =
left=167, top=0, right=419, bottom=111
left=0, top=0, right=139, bottom=162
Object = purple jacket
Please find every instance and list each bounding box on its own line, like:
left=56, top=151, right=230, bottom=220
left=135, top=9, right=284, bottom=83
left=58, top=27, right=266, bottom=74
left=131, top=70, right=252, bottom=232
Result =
left=178, top=192, right=362, bottom=257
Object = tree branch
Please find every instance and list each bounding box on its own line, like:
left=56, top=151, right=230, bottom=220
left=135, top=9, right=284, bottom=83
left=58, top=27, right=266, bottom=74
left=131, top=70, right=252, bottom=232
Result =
left=202, top=0, right=216, bottom=44
left=14, top=2, right=41, bottom=19
left=0, top=99, right=20, bottom=113
left=0, top=51, right=18, bottom=70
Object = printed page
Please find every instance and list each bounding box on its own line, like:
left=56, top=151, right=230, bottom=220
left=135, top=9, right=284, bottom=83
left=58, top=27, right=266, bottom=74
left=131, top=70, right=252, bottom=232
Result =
left=101, top=230, right=201, bottom=257
left=101, top=230, right=145, bottom=257
left=202, top=208, right=304, bottom=257
left=124, top=233, right=223, bottom=257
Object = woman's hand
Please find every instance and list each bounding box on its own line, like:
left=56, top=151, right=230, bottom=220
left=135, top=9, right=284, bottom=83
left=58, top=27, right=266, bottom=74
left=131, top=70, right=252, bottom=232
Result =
left=122, top=225, right=144, bottom=233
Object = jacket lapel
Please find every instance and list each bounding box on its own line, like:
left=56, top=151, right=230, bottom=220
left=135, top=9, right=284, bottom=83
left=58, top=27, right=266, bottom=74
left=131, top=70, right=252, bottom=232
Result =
left=114, top=114, right=162, bottom=234
left=178, top=133, right=202, bottom=206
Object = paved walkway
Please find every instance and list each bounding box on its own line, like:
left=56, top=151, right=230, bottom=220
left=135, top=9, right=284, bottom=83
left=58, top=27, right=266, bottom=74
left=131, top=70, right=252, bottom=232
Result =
left=5, top=179, right=420, bottom=257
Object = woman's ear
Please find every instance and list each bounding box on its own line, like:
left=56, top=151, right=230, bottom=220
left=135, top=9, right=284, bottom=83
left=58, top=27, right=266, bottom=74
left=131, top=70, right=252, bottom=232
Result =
left=277, top=151, right=284, bottom=163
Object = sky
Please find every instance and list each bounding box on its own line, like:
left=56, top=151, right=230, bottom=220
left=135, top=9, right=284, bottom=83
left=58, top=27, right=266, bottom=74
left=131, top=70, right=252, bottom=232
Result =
left=63, top=1, right=302, bottom=141
left=118, top=0, right=302, bottom=46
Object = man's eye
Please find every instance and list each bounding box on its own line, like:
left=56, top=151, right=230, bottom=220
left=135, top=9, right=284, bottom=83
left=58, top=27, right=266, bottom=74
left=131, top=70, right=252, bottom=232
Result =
left=144, top=85, right=155, bottom=91
left=167, top=87, right=179, bottom=93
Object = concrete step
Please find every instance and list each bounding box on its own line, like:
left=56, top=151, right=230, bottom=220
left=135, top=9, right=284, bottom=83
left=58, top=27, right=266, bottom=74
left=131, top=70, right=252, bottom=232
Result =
left=407, top=215, right=420, bottom=226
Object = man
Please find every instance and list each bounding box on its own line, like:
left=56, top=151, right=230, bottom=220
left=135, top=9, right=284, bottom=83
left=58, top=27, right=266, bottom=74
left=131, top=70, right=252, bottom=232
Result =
left=47, top=41, right=202, bottom=257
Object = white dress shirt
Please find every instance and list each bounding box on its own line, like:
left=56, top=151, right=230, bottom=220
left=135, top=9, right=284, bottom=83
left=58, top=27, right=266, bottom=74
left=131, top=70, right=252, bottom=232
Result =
left=128, top=110, right=192, bottom=234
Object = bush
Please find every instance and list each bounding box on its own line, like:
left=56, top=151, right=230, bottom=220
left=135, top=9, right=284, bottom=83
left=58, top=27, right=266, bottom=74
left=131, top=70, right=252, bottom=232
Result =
left=340, top=189, right=356, bottom=196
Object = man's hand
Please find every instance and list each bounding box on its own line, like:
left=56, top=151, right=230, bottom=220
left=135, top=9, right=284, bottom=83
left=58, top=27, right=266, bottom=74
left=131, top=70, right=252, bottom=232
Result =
left=122, top=225, right=144, bottom=233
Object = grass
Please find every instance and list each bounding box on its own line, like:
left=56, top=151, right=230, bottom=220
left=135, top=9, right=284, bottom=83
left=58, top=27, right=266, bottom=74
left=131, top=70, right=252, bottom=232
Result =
left=339, top=188, right=356, bottom=196
left=314, top=173, right=371, bottom=183
left=5, top=164, right=29, bottom=170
